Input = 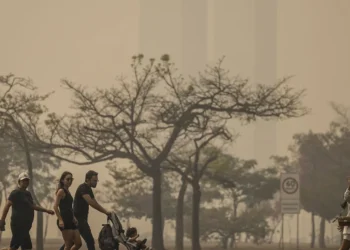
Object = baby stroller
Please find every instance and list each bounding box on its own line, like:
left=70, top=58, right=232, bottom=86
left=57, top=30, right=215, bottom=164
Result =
left=98, top=212, right=150, bottom=250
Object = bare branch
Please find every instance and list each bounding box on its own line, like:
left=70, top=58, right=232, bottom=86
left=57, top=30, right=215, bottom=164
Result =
left=13, top=55, right=306, bottom=180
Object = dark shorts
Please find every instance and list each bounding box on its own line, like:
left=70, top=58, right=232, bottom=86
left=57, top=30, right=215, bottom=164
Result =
left=59, top=217, right=95, bottom=250
left=57, top=219, right=77, bottom=231
left=10, top=223, right=32, bottom=250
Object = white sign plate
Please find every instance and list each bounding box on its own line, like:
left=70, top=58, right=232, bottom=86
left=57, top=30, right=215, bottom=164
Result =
left=280, top=173, right=300, bottom=200
left=281, top=199, right=300, bottom=214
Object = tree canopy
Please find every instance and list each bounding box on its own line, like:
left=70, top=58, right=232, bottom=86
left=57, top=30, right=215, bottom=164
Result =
left=0, top=55, right=308, bottom=250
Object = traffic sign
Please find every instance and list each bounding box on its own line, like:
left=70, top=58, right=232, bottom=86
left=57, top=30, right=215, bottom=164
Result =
left=280, top=173, right=300, bottom=200
left=281, top=200, right=300, bottom=214
left=280, top=173, right=300, bottom=214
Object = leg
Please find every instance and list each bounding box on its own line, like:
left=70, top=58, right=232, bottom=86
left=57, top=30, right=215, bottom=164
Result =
left=70, top=229, right=82, bottom=250
left=9, top=224, right=22, bottom=250
left=339, top=234, right=350, bottom=250
left=339, top=239, right=350, bottom=250
left=20, top=229, right=32, bottom=250
left=61, top=230, right=75, bottom=250
left=77, top=219, right=95, bottom=250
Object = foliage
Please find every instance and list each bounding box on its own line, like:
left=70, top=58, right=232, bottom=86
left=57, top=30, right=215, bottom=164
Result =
left=282, top=129, right=347, bottom=221
left=205, top=152, right=280, bottom=207
left=270, top=102, right=350, bottom=222
left=4, top=55, right=307, bottom=250
left=0, top=75, right=59, bottom=203
left=184, top=202, right=275, bottom=243
left=0, top=135, right=59, bottom=204
left=101, top=162, right=177, bottom=221
left=180, top=152, right=280, bottom=245
left=27, top=54, right=307, bottom=170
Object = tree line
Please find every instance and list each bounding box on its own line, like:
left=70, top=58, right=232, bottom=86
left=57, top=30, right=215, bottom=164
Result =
left=272, top=102, right=350, bottom=248
left=0, top=54, right=315, bottom=250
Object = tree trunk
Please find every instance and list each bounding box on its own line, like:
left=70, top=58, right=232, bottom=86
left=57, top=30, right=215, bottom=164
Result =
left=237, top=233, right=241, bottom=243
left=0, top=189, right=2, bottom=244
left=221, top=235, right=229, bottom=249
left=37, top=212, right=44, bottom=250
left=191, top=182, right=201, bottom=250
left=341, top=231, right=344, bottom=245
left=229, top=236, right=235, bottom=249
left=268, top=219, right=281, bottom=243
left=310, top=212, right=315, bottom=248
left=229, top=194, right=238, bottom=249
left=12, top=118, right=43, bottom=250
left=25, top=148, right=43, bottom=250
left=175, top=180, right=188, bottom=250
left=318, top=217, right=326, bottom=248
left=4, top=185, right=7, bottom=201
left=245, top=234, right=250, bottom=243
left=151, top=169, right=165, bottom=250
left=44, top=209, right=50, bottom=243
left=162, top=216, right=165, bottom=236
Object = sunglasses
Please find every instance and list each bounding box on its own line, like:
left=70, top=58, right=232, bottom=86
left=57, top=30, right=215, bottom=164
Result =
left=66, top=178, right=74, bottom=182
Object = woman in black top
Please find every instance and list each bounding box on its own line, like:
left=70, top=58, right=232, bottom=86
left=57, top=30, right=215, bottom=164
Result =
left=0, top=172, right=54, bottom=250
left=54, top=171, right=82, bottom=250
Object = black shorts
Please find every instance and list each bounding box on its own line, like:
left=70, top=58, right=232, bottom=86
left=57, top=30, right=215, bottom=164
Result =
left=57, top=219, right=77, bottom=231
left=10, top=223, right=32, bottom=250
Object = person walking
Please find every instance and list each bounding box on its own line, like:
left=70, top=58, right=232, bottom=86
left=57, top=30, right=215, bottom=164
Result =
left=0, top=172, right=54, bottom=250
left=59, top=170, right=111, bottom=250
left=54, top=171, right=82, bottom=250
left=338, top=177, right=350, bottom=250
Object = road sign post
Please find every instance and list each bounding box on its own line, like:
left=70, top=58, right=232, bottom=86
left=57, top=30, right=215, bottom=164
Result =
left=280, top=173, right=300, bottom=213
left=280, top=173, right=300, bottom=250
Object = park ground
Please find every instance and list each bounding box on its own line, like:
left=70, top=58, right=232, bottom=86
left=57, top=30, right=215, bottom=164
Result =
left=0, top=238, right=341, bottom=250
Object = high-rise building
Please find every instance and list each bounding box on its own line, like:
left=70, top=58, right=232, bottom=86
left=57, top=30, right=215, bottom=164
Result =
left=182, top=0, right=208, bottom=76
left=253, top=0, right=278, bottom=167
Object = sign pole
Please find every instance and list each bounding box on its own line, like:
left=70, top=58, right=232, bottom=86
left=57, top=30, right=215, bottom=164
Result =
left=281, top=213, right=284, bottom=250
left=296, top=213, right=299, bottom=250
left=280, top=173, right=300, bottom=249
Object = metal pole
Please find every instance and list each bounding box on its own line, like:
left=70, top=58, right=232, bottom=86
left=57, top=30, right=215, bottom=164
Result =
left=297, top=213, right=299, bottom=250
left=282, top=213, right=284, bottom=250
left=331, top=223, right=333, bottom=245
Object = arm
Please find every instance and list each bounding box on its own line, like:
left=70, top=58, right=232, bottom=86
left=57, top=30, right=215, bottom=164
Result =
left=28, top=192, right=54, bottom=214
left=344, top=188, right=350, bottom=203
left=32, top=204, right=51, bottom=213
left=0, top=200, right=13, bottom=221
left=82, top=194, right=108, bottom=215
left=53, top=189, right=65, bottom=221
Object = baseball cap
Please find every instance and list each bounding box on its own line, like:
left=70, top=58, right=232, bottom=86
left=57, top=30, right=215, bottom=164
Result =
left=18, top=172, right=30, bottom=181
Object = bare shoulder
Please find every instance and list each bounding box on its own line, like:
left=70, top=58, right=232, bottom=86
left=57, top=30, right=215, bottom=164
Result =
left=56, top=189, right=66, bottom=197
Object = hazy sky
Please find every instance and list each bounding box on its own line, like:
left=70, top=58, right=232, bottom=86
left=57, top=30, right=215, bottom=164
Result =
left=0, top=0, right=349, bottom=242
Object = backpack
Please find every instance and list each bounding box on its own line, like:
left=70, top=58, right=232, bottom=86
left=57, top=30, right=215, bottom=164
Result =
left=98, top=224, right=119, bottom=250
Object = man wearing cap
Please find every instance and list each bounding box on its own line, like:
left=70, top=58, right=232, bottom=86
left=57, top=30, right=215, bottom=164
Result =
left=0, top=172, right=55, bottom=250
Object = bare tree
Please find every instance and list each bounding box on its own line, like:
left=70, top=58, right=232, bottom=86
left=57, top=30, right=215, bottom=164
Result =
left=163, top=124, right=234, bottom=250
left=0, top=74, right=54, bottom=250
left=330, top=102, right=350, bottom=127
left=24, top=54, right=307, bottom=250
